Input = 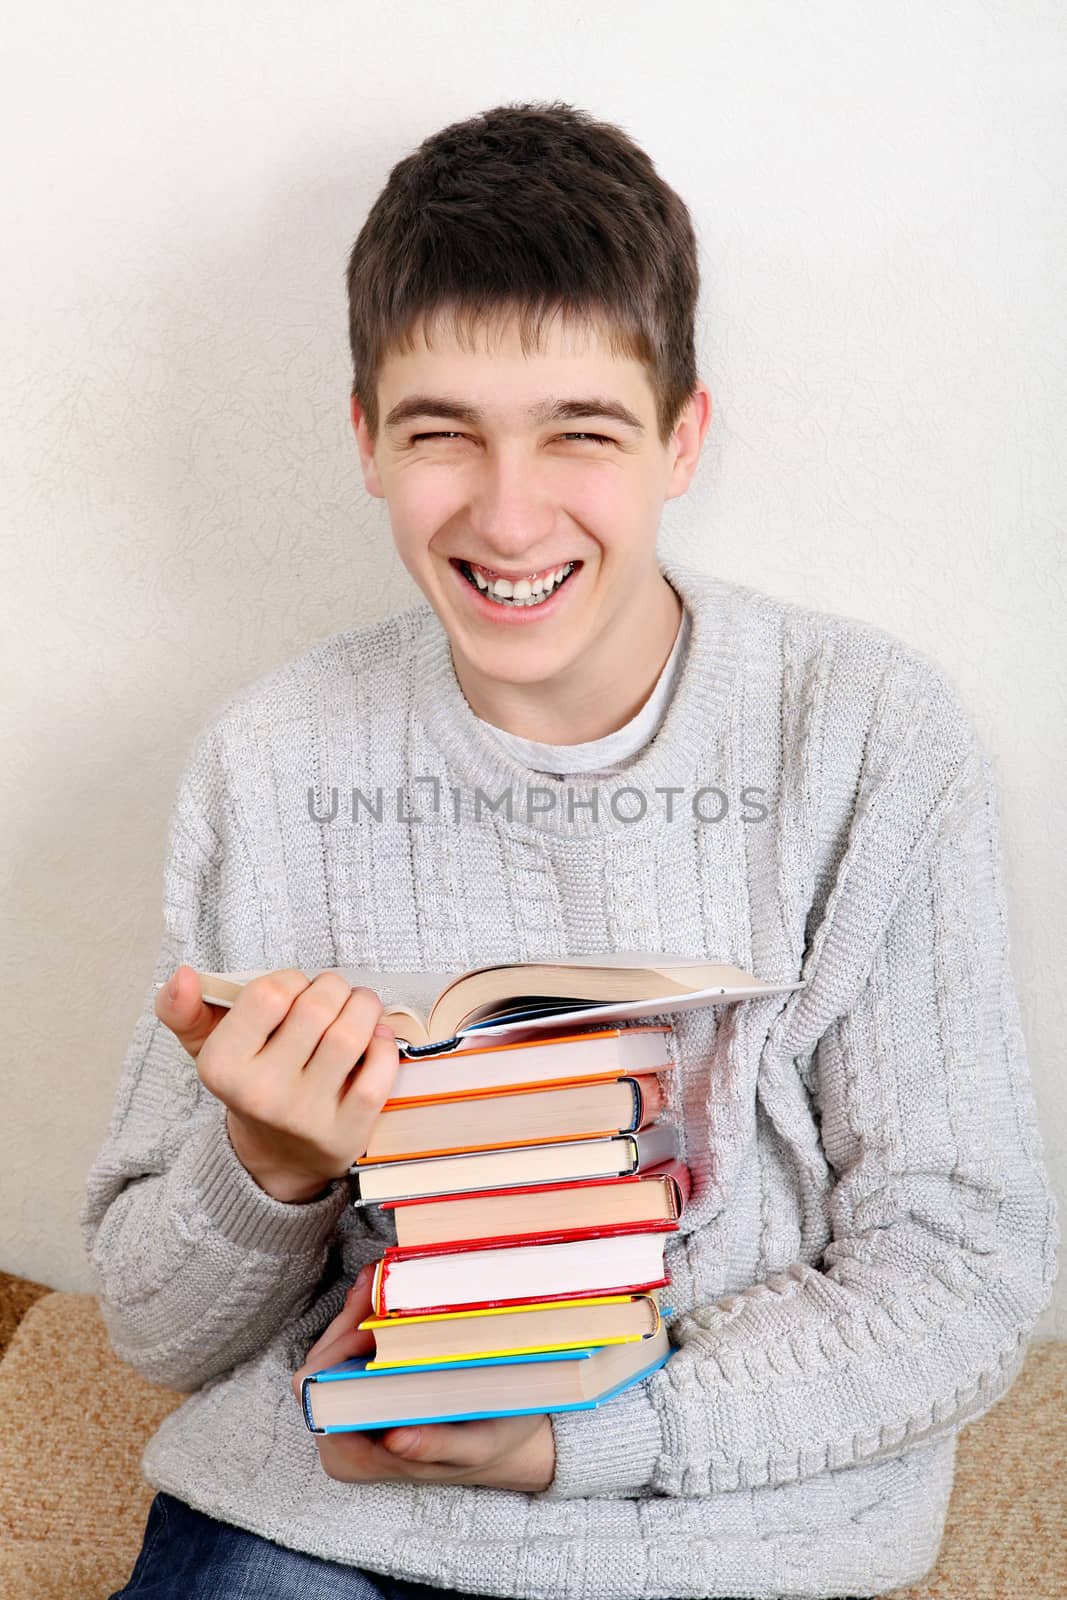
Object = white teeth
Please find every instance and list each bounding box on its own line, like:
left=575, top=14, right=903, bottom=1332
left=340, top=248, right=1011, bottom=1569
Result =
left=464, top=561, right=575, bottom=606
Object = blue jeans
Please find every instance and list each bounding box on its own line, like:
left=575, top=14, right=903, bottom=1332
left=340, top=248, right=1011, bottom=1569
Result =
left=110, top=1488, right=867, bottom=1599
left=108, top=1492, right=495, bottom=1598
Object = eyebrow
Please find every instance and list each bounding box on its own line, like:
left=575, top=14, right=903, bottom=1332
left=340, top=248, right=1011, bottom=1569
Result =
left=383, top=395, right=646, bottom=435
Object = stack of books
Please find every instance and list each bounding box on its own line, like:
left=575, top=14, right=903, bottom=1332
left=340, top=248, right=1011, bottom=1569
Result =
left=312, top=1022, right=685, bottom=1431
left=188, top=953, right=803, bottom=1434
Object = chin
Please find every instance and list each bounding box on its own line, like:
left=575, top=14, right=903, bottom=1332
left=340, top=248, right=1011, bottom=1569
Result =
left=468, top=650, right=565, bottom=685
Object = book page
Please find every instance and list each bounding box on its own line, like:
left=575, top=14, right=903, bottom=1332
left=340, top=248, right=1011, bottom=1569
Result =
left=456, top=951, right=729, bottom=979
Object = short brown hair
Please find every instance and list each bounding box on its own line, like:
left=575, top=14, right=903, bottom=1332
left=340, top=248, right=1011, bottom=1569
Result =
left=345, top=101, right=700, bottom=447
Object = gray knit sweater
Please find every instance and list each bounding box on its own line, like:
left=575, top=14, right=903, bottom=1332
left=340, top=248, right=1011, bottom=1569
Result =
left=81, top=557, right=1057, bottom=1600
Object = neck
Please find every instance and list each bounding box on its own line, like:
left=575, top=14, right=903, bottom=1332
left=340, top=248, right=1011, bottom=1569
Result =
left=450, top=568, right=684, bottom=745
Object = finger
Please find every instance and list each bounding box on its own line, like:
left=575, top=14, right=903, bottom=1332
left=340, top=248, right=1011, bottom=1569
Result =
left=302, top=987, right=393, bottom=1102
left=258, top=974, right=367, bottom=1080
left=292, top=1321, right=375, bottom=1402
left=381, top=1418, right=500, bottom=1468
left=300, top=1268, right=378, bottom=1368
left=311, top=1270, right=377, bottom=1351
left=297, top=1322, right=372, bottom=1384
left=218, top=969, right=315, bottom=1061
left=316, top=1431, right=389, bottom=1482
left=345, top=1262, right=378, bottom=1312
left=155, top=965, right=227, bottom=1060
left=301, top=1304, right=365, bottom=1368
left=336, top=1025, right=400, bottom=1149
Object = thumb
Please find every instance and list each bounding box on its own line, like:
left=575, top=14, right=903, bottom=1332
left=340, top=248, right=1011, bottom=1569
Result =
left=155, top=964, right=224, bottom=1059
left=345, top=1262, right=378, bottom=1316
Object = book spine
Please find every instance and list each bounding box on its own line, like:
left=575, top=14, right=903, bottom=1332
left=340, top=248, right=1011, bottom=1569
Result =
left=371, top=1258, right=387, bottom=1318
left=399, top=1036, right=464, bottom=1057
left=623, top=1076, right=642, bottom=1134
left=670, top=1161, right=692, bottom=1214
left=628, top=1073, right=667, bottom=1130
left=628, top=1122, right=681, bottom=1171
left=300, top=1375, right=323, bottom=1433
left=638, top=1158, right=692, bottom=1217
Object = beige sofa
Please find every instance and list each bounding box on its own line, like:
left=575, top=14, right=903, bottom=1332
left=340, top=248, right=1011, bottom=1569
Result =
left=0, top=1272, right=1063, bottom=1598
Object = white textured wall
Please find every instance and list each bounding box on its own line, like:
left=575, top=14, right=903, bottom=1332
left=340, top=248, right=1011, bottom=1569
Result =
left=2, top=2, right=1064, bottom=1335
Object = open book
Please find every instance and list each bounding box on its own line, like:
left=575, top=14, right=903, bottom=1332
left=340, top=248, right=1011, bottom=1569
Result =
left=177, top=951, right=802, bottom=1056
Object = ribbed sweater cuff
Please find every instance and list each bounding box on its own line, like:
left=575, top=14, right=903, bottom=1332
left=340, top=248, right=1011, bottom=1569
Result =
left=185, top=1103, right=351, bottom=1254
left=540, top=1371, right=665, bottom=1499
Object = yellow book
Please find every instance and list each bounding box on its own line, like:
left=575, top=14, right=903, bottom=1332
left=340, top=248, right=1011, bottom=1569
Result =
left=361, top=1292, right=661, bottom=1368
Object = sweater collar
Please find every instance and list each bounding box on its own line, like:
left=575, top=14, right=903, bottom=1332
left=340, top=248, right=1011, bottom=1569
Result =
left=409, top=555, right=741, bottom=839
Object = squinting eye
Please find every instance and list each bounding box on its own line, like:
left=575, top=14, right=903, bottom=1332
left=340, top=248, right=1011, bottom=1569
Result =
left=409, top=431, right=614, bottom=447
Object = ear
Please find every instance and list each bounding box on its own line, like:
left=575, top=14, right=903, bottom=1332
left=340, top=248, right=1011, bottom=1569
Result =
left=664, top=383, right=712, bottom=501
left=351, top=394, right=385, bottom=499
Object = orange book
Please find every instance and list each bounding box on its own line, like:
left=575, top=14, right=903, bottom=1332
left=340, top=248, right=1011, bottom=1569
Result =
left=359, top=1074, right=665, bottom=1164
left=381, top=1024, right=673, bottom=1105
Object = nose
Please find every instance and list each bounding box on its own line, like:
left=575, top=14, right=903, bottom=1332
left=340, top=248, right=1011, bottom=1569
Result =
left=465, top=442, right=556, bottom=560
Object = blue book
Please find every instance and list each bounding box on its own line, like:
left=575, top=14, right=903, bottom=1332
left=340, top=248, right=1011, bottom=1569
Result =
left=301, top=1327, right=670, bottom=1433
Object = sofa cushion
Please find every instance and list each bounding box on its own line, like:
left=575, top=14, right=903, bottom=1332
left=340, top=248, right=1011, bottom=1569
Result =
left=0, top=1288, right=183, bottom=1597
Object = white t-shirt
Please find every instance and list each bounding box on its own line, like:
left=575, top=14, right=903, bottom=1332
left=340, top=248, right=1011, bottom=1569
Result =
left=474, top=604, right=691, bottom=781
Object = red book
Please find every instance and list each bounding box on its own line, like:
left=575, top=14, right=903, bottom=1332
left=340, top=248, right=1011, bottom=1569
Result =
left=370, top=1220, right=674, bottom=1317
left=384, top=1161, right=691, bottom=1249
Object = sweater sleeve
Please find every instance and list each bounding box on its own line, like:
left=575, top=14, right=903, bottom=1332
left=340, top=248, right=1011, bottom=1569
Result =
left=543, top=686, right=1058, bottom=1500
left=79, top=727, right=375, bottom=1394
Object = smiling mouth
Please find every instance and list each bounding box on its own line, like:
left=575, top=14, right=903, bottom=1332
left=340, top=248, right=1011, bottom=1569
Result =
left=454, top=559, right=581, bottom=607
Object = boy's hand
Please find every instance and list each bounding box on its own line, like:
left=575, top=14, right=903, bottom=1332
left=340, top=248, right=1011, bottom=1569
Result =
left=156, top=965, right=400, bottom=1204
left=292, top=1269, right=556, bottom=1493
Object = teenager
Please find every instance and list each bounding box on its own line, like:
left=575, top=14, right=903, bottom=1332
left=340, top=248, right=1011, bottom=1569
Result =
left=85, top=101, right=1056, bottom=1600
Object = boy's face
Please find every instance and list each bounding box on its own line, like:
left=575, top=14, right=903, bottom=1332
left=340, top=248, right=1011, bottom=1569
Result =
left=350, top=309, right=710, bottom=701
